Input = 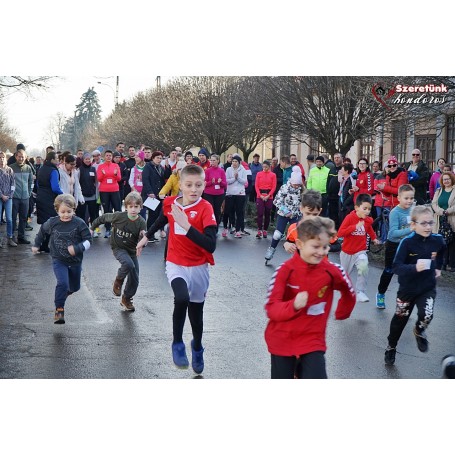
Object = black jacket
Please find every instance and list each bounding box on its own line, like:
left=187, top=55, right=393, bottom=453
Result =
left=142, top=162, right=165, bottom=199
left=404, top=160, right=430, bottom=204
left=78, top=162, right=97, bottom=198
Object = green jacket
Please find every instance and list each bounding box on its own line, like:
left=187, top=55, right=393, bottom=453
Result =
left=306, top=165, right=329, bottom=194
left=10, top=162, right=33, bottom=199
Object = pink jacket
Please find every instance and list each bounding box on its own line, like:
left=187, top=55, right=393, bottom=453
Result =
left=204, top=166, right=227, bottom=196
left=97, top=162, right=121, bottom=192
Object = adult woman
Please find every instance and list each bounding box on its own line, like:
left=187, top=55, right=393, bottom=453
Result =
left=338, top=163, right=355, bottom=225
left=0, top=151, right=16, bottom=247
left=59, top=154, right=84, bottom=208
left=223, top=155, right=246, bottom=238
left=432, top=172, right=455, bottom=271
left=254, top=160, right=277, bottom=239
left=203, top=154, right=226, bottom=229
left=76, top=152, right=99, bottom=232
left=36, top=151, right=63, bottom=252
left=375, top=156, right=408, bottom=208
left=128, top=150, right=147, bottom=219
left=142, top=151, right=165, bottom=231
left=96, top=150, right=122, bottom=238
left=351, top=158, right=375, bottom=203
left=429, top=157, right=446, bottom=200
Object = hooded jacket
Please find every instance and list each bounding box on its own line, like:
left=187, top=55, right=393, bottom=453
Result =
left=338, top=210, right=377, bottom=254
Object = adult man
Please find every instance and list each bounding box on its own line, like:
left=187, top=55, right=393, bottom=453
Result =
left=290, top=153, right=305, bottom=181
left=223, top=153, right=233, bottom=171
left=10, top=148, right=34, bottom=244
left=197, top=148, right=210, bottom=170
left=280, top=155, right=293, bottom=185
left=306, top=154, right=316, bottom=171
left=403, top=148, right=430, bottom=205
left=249, top=153, right=262, bottom=202
left=323, top=153, right=336, bottom=175
left=144, top=147, right=153, bottom=163
left=326, top=152, right=343, bottom=228
left=123, top=146, right=137, bottom=197
left=306, top=155, right=330, bottom=216
left=75, top=149, right=84, bottom=168
left=115, top=142, right=125, bottom=159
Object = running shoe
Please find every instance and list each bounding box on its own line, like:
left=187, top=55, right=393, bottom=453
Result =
left=240, top=230, right=250, bottom=236
left=191, top=340, right=204, bottom=374
left=54, top=307, right=65, bottom=324
left=104, top=230, right=111, bottom=238
left=234, top=231, right=242, bottom=238
left=222, top=228, right=228, bottom=237
left=356, top=291, right=369, bottom=302
left=265, top=246, right=275, bottom=260
left=384, top=347, right=396, bottom=365
left=93, top=230, right=99, bottom=238
left=376, top=293, right=386, bottom=309
left=8, top=237, right=17, bottom=247
left=24, top=223, right=33, bottom=231
left=256, top=230, right=263, bottom=239
left=172, top=342, right=189, bottom=369
left=262, top=230, right=268, bottom=238
left=413, top=327, right=429, bottom=352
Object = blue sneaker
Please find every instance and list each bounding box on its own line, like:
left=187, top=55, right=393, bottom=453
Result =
left=191, top=339, right=204, bottom=374
left=172, top=342, right=189, bottom=369
left=376, top=293, right=386, bottom=309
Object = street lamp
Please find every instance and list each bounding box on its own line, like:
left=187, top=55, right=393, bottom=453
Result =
left=97, top=76, right=119, bottom=107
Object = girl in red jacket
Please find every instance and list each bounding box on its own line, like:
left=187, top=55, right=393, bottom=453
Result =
left=265, top=217, right=356, bottom=379
left=254, top=160, right=277, bottom=239
left=96, top=150, right=122, bottom=237
left=352, top=157, right=375, bottom=203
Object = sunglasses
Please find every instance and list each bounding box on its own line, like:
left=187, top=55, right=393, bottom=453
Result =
left=414, top=221, right=435, bottom=227
left=412, top=154, right=421, bottom=157
left=387, top=164, right=397, bottom=168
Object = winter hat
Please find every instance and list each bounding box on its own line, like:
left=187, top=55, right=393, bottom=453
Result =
left=184, top=151, right=193, bottom=159
left=290, top=166, right=303, bottom=185
left=387, top=156, right=398, bottom=166
left=232, top=154, right=242, bottom=164
left=83, top=152, right=91, bottom=159
left=112, top=151, right=121, bottom=158
left=136, top=151, right=145, bottom=161
left=198, top=148, right=210, bottom=158
left=316, top=155, right=325, bottom=163
left=16, top=143, right=25, bottom=152
left=92, top=149, right=101, bottom=156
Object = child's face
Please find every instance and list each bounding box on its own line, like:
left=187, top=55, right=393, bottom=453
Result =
left=126, top=203, right=141, bottom=218
left=355, top=202, right=371, bottom=219
left=58, top=204, right=75, bottom=222
left=300, top=206, right=321, bottom=220
left=398, top=190, right=415, bottom=209
left=180, top=174, right=205, bottom=204
left=411, top=213, right=434, bottom=237
left=295, top=232, right=331, bottom=265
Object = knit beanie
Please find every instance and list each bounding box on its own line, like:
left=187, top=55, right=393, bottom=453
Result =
left=137, top=151, right=145, bottom=161
left=198, top=148, right=210, bottom=158
left=316, top=155, right=325, bottom=163
left=16, top=143, right=25, bottom=152
left=290, top=166, right=303, bottom=185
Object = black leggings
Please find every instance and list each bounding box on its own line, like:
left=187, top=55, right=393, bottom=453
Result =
left=170, top=278, right=204, bottom=350
left=377, top=240, right=399, bottom=294
left=99, top=192, right=121, bottom=230
left=203, top=193, right=225, bottom=228
left=271, top=351, right=327, bottom=379
left=75, top=200, right=99, bottom=226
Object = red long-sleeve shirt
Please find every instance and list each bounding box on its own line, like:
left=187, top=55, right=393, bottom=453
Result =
left=338, top=210, right=377, bottom=254
left=255, top=170, right=276, bottom=199
left=264, top=254, right=356, bottom=356
left=97, top=162, right=122, bottom=192
left=353, top=171, right=374, bottom=203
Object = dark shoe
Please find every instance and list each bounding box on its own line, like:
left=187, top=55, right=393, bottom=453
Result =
left=191, top=339, right=204, bottom=374
left=38, top=246, right=50, bottom=253
left=413, top=327, right=429, bottom=352
left=54, top=307, right=65, bottom=324
left=113, top=277, right=124, bottom=297
left=172, top=342, right=189, bottom=369
left=121, top=295, right=135, bottom=312
left=17, top=238, right=31, bottom=245
left=384, top=347, right=396, bottom=365
left=240, top=230, right=250, bottom=236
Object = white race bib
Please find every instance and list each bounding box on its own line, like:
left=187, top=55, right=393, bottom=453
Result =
left=89, top=172, right=95, bottom=176
left=136, top=181, right=143, bottom=187
left=307, top=302, right=326, bottom=316
left=214, top=185, right=220, bottom=190
left=174, top=222, right=187, bottom=236
left=107, top=179, right=113, bottom=184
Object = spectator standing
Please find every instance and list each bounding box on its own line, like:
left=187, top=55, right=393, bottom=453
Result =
left=404, top=148, right=430, bottom=205
left=254, top=160, right=277, bottom=239
left=375, top=156, right=408, bottom=208
left=58, top=154, right=84, bottom=210
left=306, top=155, right=330, bottom=216
left=249, top=153, right=263, bottom=203
left=123, top=146, right=137, bottom=198
left=429, top=157, right=446, bottom=200
left=223, top=153, right=233, bottom=171
left=197, top=148, right=210, bottom=171
left=203, top=154, right=226, bottom=230
left=280, top=156, right=293, bottom=185
left=327, top=152, right=343, bottom=228
left=351, top=158, right=375, bottom=203
left=76, top=152, right=98, bottom=231
left=0, top=151, right=17, bottom=247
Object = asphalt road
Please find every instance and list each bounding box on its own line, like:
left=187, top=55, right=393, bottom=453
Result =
left=1, top=222, right=454, bottom=379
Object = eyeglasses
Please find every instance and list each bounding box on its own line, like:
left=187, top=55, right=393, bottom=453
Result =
left=387, top=164, right=397, bottom=168
left=358, top=162, right=367, bottom=165
left=414, top=221, right=435, bottom=227
left=412, top=154, right=421, bottom=157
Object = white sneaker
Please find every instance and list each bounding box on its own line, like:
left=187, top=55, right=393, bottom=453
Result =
left=356, top=291, right=370, bottom=302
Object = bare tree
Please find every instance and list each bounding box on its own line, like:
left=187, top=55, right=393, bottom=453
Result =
left=43, top=112, right=66, bottom=150
left=0, top=76, right=55, bottom=100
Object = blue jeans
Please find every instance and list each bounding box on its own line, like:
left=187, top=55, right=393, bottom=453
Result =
left=0, top=197, right=13, bottom=237
left=52, top=259, right=82, bottom=308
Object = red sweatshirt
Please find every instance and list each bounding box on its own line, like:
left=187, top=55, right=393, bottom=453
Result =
left=264, top=254, right=356, bottom=356
left=255, top=170, right=277, bottom=199
left=353, top=171, right=374, bottom=203
left=97, top=162, right=122, bottom=192
left=338, top=210, right=377, bottom=254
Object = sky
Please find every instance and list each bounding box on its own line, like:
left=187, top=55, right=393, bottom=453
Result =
left=3, top=76, right=167, bottom=153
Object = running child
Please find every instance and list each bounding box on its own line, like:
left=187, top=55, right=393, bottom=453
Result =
left=32, top=194, right=92, bottom=324
left=337, top=193, right=380, bottom=303
left=384, top=205, right=446, bottom=365
left=264, top=217, right=356, bottom=379
left=136, top=165, right=217, bottom=374
left=90, top=191, right=146, bottom=312
left=375, top=184, right=415, bottom=309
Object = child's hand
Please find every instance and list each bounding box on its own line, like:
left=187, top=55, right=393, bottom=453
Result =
left=136, top=236, right=148, bottom=256
left=294, top=291, right=309, bottom=310
left=139, top=230, right=146, bottom=238
left=89, top=229, right=94, bottom=236
left=68, top=245, right=76, bottom=256
left=283, top=242, right=296, bottom=254
left=31, top=246, right=39, bottom=254
left=171, top=204, right=190, bottom=231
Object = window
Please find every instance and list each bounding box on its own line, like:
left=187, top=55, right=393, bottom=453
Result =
left=360, top=135, right=375, bottom=165
left=415, top=135, right=436, bottom=171
left=447, top=115, right=455, bottom=166
left=392, top=121, right=407, bottom=165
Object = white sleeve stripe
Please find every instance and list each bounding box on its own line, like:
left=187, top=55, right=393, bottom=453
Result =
left=82, top=240, right=91, bottom=251
left=329, top=261, right=355, bottom=294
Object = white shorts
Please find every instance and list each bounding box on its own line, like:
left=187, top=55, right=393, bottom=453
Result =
left=165, top=261, right=210, bottom=303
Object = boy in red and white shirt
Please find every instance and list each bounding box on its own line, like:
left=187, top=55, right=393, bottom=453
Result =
left=265, top=217, right=356, bottom=379
left=136, top=165, right=217, bottom=375
left=337, top=193, right=380, bottom=303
